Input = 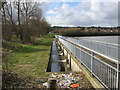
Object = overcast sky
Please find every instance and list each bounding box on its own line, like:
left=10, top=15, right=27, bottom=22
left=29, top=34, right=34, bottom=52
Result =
left=40, top=0, right=119, bottom=27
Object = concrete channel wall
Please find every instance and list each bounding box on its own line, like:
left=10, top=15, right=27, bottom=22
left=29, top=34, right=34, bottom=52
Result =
left=56, top=38, right=105, bottom=89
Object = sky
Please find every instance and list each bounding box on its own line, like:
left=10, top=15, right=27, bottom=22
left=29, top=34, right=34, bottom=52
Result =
left=39, top=0, right=119, bottom=27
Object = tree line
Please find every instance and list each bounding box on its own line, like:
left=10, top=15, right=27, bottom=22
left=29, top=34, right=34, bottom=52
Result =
left=1, top=1, right=51, bottom=43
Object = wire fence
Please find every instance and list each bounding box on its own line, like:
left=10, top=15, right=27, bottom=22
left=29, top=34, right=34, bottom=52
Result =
left=55, top=35, right=119, bottom=89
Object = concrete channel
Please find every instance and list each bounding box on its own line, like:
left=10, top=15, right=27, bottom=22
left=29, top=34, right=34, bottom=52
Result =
left=50, top=40, right=61, bottom=72
left=47, top=39, right=105, bottom=89
left=49, top=40, right=66, bottom=72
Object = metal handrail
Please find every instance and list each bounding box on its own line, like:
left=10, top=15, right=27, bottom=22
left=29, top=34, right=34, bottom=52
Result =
left=57, top=35, right=119, bottom=61
left=55, top=35, right=119, bottom=89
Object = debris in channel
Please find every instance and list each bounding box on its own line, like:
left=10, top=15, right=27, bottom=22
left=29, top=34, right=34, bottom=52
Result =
left=48, top=72, right=94, bottom=89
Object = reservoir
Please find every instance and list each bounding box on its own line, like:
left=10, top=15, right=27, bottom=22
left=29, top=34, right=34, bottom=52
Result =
left=77, top=36, right=119, bottom=44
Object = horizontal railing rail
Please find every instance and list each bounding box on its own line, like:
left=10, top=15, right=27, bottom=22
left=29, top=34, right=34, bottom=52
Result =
left=59, top=36, right=119, bottom=62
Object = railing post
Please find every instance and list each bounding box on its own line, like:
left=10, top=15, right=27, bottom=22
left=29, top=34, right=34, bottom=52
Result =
left=116, top=62, right=120, bottom=90
left=91, top=52, right=94, bottom=73
left=80, top=47, right=82, bottom=62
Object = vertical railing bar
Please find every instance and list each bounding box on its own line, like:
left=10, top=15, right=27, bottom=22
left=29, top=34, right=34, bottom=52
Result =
left=116, top=62, right=120, bottom=90
left=80, top=47, right=82, bottom=61
left=91, top=52, right=94, bottom=72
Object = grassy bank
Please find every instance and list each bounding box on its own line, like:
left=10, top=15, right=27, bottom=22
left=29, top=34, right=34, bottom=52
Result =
left=3, top=34, right=55, bottom=86
left=2, top=34, right=95, bottom=89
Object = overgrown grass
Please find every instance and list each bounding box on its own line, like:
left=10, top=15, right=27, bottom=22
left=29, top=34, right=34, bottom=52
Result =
left=3, top=34, right=56, bottom=79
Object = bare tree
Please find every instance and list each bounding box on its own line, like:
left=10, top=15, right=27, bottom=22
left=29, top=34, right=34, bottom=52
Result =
left=2, top=2, right=13, bottom=40
left=2, top=1, right=51, bottom=43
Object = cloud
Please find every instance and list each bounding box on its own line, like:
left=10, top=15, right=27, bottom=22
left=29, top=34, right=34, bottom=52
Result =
left=47, top=10, right=57, bottom=14
left=46, top=1, right=118, bottom=27
left=9, top=0, right=119, bottom=2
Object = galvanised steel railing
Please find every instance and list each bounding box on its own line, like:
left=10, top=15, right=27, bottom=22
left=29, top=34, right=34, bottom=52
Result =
left=55, top=35, right=119, bottom=89
left=61, top=36, right=119, bottom=62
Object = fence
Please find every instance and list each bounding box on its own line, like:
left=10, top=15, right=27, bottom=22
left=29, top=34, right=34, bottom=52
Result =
left=61, top=36, right=119, bottom=62
left=55, top=35, right=119, bottom=89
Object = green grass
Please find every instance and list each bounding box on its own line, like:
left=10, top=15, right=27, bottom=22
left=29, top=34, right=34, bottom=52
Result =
left=3, top=34, right=56, bottom=78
